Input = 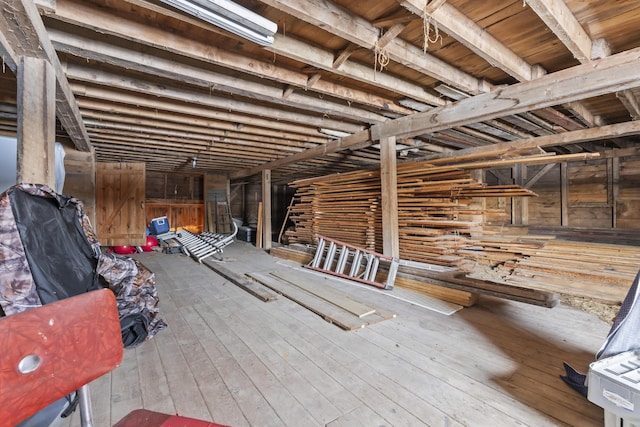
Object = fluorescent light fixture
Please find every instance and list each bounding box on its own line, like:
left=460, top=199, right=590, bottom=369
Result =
left=158, top=0, right=277, bottom=46
left=372, top=143, right=412, bottom=150
left=319, top=128, right=352, bottom=139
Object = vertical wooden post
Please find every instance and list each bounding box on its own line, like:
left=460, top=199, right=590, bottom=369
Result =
left=560, top=162, right=569, bottom=226
left=16, top=56, right=56, bottom=187
left=469, top=169, right=486, bottom=233
left=262, top=169, right=272, bottom=250
left=380, top=136, right=399, bottom=258
left=611, top=157, right=620, bottom=228
left=511, top=164, right=528, bottom=225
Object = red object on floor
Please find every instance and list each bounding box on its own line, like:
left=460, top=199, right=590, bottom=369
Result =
left=114, top=409, right=231, bottom=427
left=141, top=235, right=159, bottom=252
left=112, top=245, right=138, bottom=255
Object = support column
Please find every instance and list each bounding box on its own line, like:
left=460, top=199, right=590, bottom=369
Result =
left=262, top=169, right=272, bottom=250
left=380, top=136, right=399, bottom=258
left=16, top=56, right=56, bottom=187
left=511, top=164, right=528, bottom=225
left=560, top=162, right=569, bottom=226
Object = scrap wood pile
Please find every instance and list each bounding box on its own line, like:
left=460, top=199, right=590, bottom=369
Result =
left=285, top=153, right=638, bottom=305
left=464, top=233, right=640, bottom=304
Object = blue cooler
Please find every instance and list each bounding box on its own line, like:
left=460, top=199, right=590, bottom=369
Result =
left=149, top=216, right=170, bottom=235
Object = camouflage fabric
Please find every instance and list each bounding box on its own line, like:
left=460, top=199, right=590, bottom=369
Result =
left=0, top=183, right=166, bottom=348
left=97, top=252, right=167, bottom=342
left=0, top=187, right=40, bottom=316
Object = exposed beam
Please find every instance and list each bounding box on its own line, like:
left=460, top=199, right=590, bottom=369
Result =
left=399, top=0, right=601, bottom=136
left=617, top=90, right=640, bottom=121
left=0, top=0, right=91, bottom=151
left=426, top=120, right=640, bottom=163
left=372, top=47, right=640, bottom=141
left=65, top=63, right=364, bottom=134
left=50, top=30, right=394, bottom=124
left=230, top=129, right=371, bottom=179
left=233, top=117, right=640, bottom=180
left=332, top=44, right=360, bottom=68
left=400, top=0, right=535, bottom=81
left=524, top=0, right=593, bottom=62
left=259, top=0, right=488, bottom=95
left=79, top=100, right=328, bottom=144
left=75, top=92, right=330, bottom=141
left=376, top=23, right=407, bottom=50
left=44, top=0, right=426, bottom=114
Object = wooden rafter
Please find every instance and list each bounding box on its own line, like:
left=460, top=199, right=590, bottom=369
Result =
left=400, top=0, right=535, bottom=81
left=617, top=90, right=640, bottom=121
left=235, top=49, right=640, bottom=178
left=524, top=0, right=593, bottom=62
left=52, top=31, right=395, bottom=124
left=66, top=63, right=366, bottom=133
left=259, top=0, right=488, bottom=95
left=0, top=0, right=91, bottom=151
left=373, top=47, right=640, bottom=140
left=44, top=0, right=429, bottom=113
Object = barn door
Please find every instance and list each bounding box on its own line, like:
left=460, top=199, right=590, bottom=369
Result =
left=96, top=162, right=146, bottom=246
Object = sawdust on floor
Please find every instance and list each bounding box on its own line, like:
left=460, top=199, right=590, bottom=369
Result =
left=561, top=295, right=620, bottom=325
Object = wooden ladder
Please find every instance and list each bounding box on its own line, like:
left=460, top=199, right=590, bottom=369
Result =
left=306, top=234, right=399, bottom=289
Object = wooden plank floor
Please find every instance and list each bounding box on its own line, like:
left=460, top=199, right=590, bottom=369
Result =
left=67, top=242, right=610, bottom=426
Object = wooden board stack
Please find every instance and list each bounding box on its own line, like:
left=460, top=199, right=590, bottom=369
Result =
left=286, top=154, right=638, bottom=305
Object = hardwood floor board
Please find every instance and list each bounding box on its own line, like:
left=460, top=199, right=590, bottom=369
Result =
left=250, top=276, right=552, bottom=426
left=98, top=250, right=613, bottom=426
left=158, top=289, right=251, bottom=427
left=192, top=302, right=320, bottom=426
left=109, top=343, right=143, bottom=423
left=152, top=309, right=212, bottom=421
left=210, top=279, right=433, bottom=426
left=179, top=305, right=285, bottom=427
left=357, top=323, right=596, bottom=426
left=89, top=370, right=114, bottom=426
left=391, top=303, right=604, bottom=420
left=238, top=288, right=457, bottom=426
left=270, top=269, right=377, bottom=317
left=134, top=338, right=175, bottom=413
left=230, top=303, right=363, bottom=414
left=249, top=272, right=387, bottom=330
left=198, top=287, right=343, bottom=425
left=501, top=370, right=603, bottom=425
left=325, top=404, right=391, bottom=427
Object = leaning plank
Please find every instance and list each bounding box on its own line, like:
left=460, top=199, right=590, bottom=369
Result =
left=248, top=272, right=395, bottom=330
left=270, top=269, right=377, bottom=318
left=202, top=259, right=277, bottom=302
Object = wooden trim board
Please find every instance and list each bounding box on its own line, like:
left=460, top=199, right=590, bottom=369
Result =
left=248, top=272, right=396, bottom=330
left=270, top=270, right=377, bottom=318
left=202, top=259, right=278, bottom=302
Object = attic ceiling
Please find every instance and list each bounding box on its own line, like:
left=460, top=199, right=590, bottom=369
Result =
left=1, top=0, right=640, bottom=183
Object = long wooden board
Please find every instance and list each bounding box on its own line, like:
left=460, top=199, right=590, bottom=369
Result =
left=270, top=270, right=376, bottom=318
left=202, top=260, right=277, bottom=302
left=248, top=272, right=396, bottom=330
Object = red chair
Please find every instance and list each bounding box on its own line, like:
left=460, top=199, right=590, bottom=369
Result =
left=0, top=289, right=230, bottom=427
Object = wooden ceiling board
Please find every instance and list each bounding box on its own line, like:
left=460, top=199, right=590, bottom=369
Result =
left=0, top=0, right=638, bottom=183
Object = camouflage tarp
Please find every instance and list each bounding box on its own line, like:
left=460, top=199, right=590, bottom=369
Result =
left=0, top=183, right=165, bottom=348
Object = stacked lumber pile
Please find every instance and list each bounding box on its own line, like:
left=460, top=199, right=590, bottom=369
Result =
left=288, top=170, right=382, bottom=251
left=466, top=235, right=640, bottom=304
left=284, top=152, right=638, bottom=305
left=288, top=159, right=536, bottom=267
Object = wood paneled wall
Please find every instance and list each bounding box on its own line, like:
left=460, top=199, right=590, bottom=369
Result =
left=486, top=155, right=640, bottom=229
